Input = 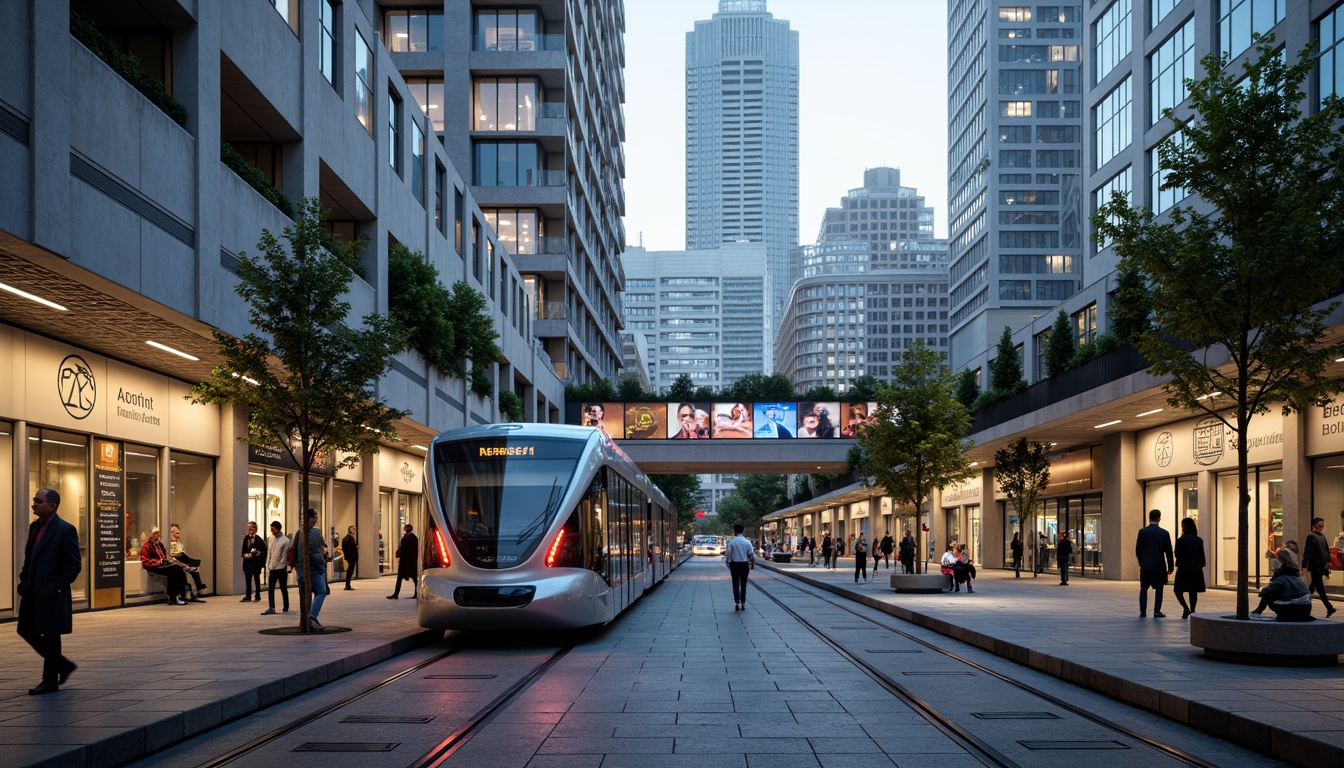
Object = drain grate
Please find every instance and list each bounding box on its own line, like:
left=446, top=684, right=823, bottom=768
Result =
left=902, top=670, right=975, bottom=675
left=1019, top=740, right=1130, bottom=750
left=341, top=715, right=435, bottom=724
left=865, top=649, right=922, bottom=653
left=293, top=742, right=399, bottom=752
left=425, top=674, right=498, bottom=679
left=828, top=625, right=870, bottom=630
left=972, top=712, right=1061, bottom=720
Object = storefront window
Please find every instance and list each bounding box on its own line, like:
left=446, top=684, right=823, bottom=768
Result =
left=1004, top=501, right=1022, bottom=569
left=1312, top=459, right=1344, bottom=594
left=123, top=444, right=160, bottom=597
left=169, top=451, right=214, bottom=592
left=967, top=505, right=981, bottom=564
left=248, top=469, right=290, bottom=533
left=0, top=422, right=12, bottom=612
left=1080, top=496, right=1102, bottom=574
left=379, top=490, right=393, bottom=572
left=1215, top=466, right=1282, bottom=588
left=29, top=429, right=89, bottom=608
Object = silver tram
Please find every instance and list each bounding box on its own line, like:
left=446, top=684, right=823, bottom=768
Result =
left=418, top=423, right=677, bottom=630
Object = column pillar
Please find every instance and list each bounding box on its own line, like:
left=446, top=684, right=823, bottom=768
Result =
left=1102, top=431, right=1142, bottom=580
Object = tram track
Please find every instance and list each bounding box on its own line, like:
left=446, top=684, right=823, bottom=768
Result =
left=751, top=572, right=1220, bottom=768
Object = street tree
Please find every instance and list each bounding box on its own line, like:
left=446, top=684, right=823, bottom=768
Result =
left=1045, top=311, right=1075, bottom=378
left=1095, top=39, right=1344, bottom=620
left=954, top=368, right=979, bottom=409
left=734, top=473, right=789, bottom=540
left=854, top=340, right=976, bottom=573
left=990, top=325, right=1025, bottom=393
left=993, top=438, right=1051, bottom=578
left=667, top=374, right=696, bottom=400
left=652, top=473, right=703, bottom=530
left=191, top=198, right=407, bottom=633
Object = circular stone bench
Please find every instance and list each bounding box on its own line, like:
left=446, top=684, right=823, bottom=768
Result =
left=1190, top=614, right=1344, bottom=666
left=771, top=552, right=793, bottom=563
left=889, top=573, right=952, bottom=593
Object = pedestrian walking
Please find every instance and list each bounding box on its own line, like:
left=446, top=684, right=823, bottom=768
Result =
left=725, top=523, right=755, bottom=610
left=17, top=488, right=81, bottom=695
left=806, top=535, right=815, bottom=565
left=1172, top=517, right=1206, bottom=619
left=820, top=534, right=833, bottom=569
left=341, top=526, right=359, bottom=590
left=899, top=528, right=915, bottom=574
left=853, top=533, right=869, bottom=583
left=1057, top=530, right=1074, bottom=585
left=879, top=532, right=894, bottom=570
left=387, top=524, right=419, bottom=599
left=1136, top=509, right=1174, bottom=617
left=295, top=508, right=330, bottom=631
left=1010, top=531, right=1024, bottom=578
left=240, top=521, right=265, bottom=602
left=1036, top=531, right=1048, bottom=574
left=261, top=521, right=291, bottom=615
left=1304, top=516, right=1337, bottom=617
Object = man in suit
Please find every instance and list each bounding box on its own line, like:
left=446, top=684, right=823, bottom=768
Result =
left=17, top=488, right=82, bottom=695
left=1136, top=508, right=1175, bottom=617
left=1303, top=516, right=1337, bottom=617
left=387, top=524, right=420, bottom=599
left=341, top=526, right=359, bottom=590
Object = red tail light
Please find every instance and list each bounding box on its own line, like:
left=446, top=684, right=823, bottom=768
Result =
left=432, top=527, right=451, bottom=567
left=545, top=528, right=565, bottom=567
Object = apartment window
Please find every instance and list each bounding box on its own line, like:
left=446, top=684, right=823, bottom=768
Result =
left=435, top=162, right=446, bottom=233
left=387, top=91, right=401, bottom=174
left=474, top=142, right=543, bottom=186
left=319, top=1, right=337, bottom=84
left=1320, top=4, right=1344, bottom=108
left=1220, top=0, right=1286, bottom=59
left=475, top=77, right=540, bottom=131
left=271, top=0, right=299, bottom=34
left=1093, top=166, right=1132, bottom=249
left=1150, top=130, right=1189, bottom=214
left=1152, top=0, right=1179, bottom=27
left=1036, top=280, right=1075, bottom=301
left=1151, top=19, right=1195, bottom=123
left=999, top=7, right=1032, bottom=22
left=385, top=8, right=443, bottom=52
left=487, top=241, right=496, bottom=298
left=484, top=209, right=542, bottom=255
left=472, top=220, right=482, bottom=281
left=1036, top=149, right=1079, bottom=167
left=454, top=188, right=464, bottom=256
left=354, top=33, right=373, bottom=134
left=1074, top=304, right=1098, bottom=346
left=1036, top=125, right=1079, bottom=143
left=1095, top=77, right=1132, bottom=170
left=475, top=9, right=540, bottom=51
left=405, top=78, right=444, bottom=131
left=1001, top=100, right=1032, bottom=117
left=1094, top=0, right=1132, bottom=84
left=411, top=120, right=425, bottom=205
left=1038, top=6, right=1079, bottom=22
left=1000, top=280, right=1032, bottom=300
left=1038, top=100, right=1080, bottom=118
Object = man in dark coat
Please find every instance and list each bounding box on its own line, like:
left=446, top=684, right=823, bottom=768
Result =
left=1056, top=530, right=1074, bottom=585
left=898, top=529, right=916, bottom=574
left=341, top=526, right=359, bottom=590
left=18, top=488, right=82, bottom=695
left=1304, top=516, right=1336, bottom=617
left=1136, top=508, right=1175, bottom=617
left=387, top=524, right=419, bottom=599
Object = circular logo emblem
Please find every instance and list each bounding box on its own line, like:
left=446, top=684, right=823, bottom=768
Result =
left=1193, top=417, right=1225, bottom=466
left=1154, top=431, right=1174, bottom=468
left=58, top=354, right=96, bottom=420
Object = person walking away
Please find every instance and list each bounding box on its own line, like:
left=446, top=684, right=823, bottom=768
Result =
left=1056, top=530, right=1074, bottom=585
left=725, top=523, right=755, bottom=610
left=1010, top=531, right=1024, bottom=578
left=899, top=529, right=916, bottom=574
left=955, top=543, right=976, bottom=592
left=387, top=524, right=419, bottom=599
left=1172, top=517, right=1206, bottom=619
left=18, top=489, right=81, bottom=695
left=1036, top=531, right=1048, bottom=574
left=240, top=521, right=265, bottom=602
left=853, top=534, right=869, bottom=583
left=879, top=532, right=894, bottom=571
left=1252, top=548, right=1312, bottom=621
left=261, top=521, right=291, bottom=615
left=820, top=534, right=833, bottom=570
left=341, top=526, right=359, bottom=590
left=1304, top=516, right=1337, bottom=617
left=806, top=535, right=815, bottom=565
left=295, top=508, right=329, bottom=631
left=1136, top=509, right=1175, bottom=616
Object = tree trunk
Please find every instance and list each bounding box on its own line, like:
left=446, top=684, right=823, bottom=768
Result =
left=297, top=444, right=313, bottom=633
left=1235, top=418, right=1251, bottom=621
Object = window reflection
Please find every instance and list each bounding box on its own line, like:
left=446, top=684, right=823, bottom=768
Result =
left=385, top=9, right=443, bottom=52
left=475, top=9, right=539, bottom=51
left=406, top=78, right=444, bottom=132
left=475, top=78, right=539, bottom=131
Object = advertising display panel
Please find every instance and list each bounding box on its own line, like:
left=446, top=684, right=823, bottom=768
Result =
left=621, top=402, right=665, bottom=439
left=711, top=402, right=753, bottom=438
left=840, top=402, right=877, bottom=437
left=797, top=401, right=840, bottom=438
left=580, top=402, right=623, bottom=438
left=667, top=401, right=711, bottom=438
left=753, top=402, right=797, bottom=438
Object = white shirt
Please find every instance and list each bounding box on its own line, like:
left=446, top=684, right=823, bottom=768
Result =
left=265, top=534, right=291, bottom=571
left=725, top=535, right=755, bottom=563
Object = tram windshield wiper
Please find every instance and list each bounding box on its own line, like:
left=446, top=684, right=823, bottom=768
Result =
left=514, top=480, right=562, bottom=544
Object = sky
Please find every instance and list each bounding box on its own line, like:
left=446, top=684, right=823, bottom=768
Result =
left=621, top=0, right=950, bottom=252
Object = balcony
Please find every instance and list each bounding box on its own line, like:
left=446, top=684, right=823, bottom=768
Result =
left=473, top=33, right=566, bottom=52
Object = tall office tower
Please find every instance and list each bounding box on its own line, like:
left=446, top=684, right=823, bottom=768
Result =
left=685, top=0, right=799, bottom=322
left=621, top=243, right=769, bottom=392
left=422, top=1, right=627, bottom=385
left=945, top=3, right=1085, bottom=372
left=816, top=167, right=936, bottom=248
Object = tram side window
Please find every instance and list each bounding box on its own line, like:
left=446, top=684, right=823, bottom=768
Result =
left=583, top=469, right=608, bottom=581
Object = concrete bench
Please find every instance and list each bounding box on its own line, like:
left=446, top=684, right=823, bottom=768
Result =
left=1190, top=613, right=1344, bottom=666
left=771, top=552, right=793, bottom=563
left=140, top=568, right=166, bottom=597
left=890, top=573, right=952, bottom=593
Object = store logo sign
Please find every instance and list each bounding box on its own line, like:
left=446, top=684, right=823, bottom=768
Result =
left=1154, top=431, right=1174, bottom=468
left=1192, top=417, right=1225, bottom=466
left=400, top=461, right=417, bottom=484
left=58, top=354, right=96, bottom=419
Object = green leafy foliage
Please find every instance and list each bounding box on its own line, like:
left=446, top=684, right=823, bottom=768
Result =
left=1093, top=38, right=1344, bottom=619
left=651, top=474, right=703, bottom=529
left=954, top=368, right=979, bottom=409
left=666, top=374, right=696, bottom=400
left=724, top=373, right=797, bottom=401
left=993, top=438, right=1051, bottom=542
left=70, top=11, right=187, bottom=126
left=1045, top=311, right=1075, bottom=378
left=989, top=326, right=1026, bottom=393
left=801, top=385, right=837, bottom=402
left=221, top=142, right=295, bottom=218
left=847, top=375, right=882, bottom=401
left=565, top=379, right=617, bottom=403
left=616, top=377, right=647, bottom=401
left=498, top=390, right=524, bottom=421
left=1109, top=260, right=1150, bottom=343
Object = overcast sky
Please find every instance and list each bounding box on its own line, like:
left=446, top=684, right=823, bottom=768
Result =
left=621, top=0, right=950, bottom=252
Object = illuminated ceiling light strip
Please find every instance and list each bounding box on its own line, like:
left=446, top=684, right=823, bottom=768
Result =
left=1196, top=392, right=1222, bottom=401
left=412, top=444, right=428, bottom=451
left=1136, top=408, right=1164, bottom=417
left=146, top=340, right=200, bottom=361
left=1094, top=419, right=1122, bottom=429
left=0, top=280, right=68, bottom=311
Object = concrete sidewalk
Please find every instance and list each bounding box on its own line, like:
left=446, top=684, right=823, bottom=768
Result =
left=0, top=577, right=437, bottom=768
left=761, top=556, right=1344, bottom=767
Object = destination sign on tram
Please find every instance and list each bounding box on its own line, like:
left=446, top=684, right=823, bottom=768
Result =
left=478, top=445, right=537, bottom=457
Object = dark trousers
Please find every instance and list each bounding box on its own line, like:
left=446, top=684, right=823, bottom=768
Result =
left=1013, top=553, right=1023, bottom=576
left=1139, top=569, right=1166, bottom=613
left=728, top=561, right=750, bottom=604
left=391, top=573, right=417, bottom=597
left=1058, top=559, right=1070, bottom=584
left=854, top=555, right=867, bottom=582
left=243, top=569, right=262, bottom=599
left=900, top=555, right=913, bottom=574
left=17, top=600, right=68, bottom=683
left=1310, top=570, right=1334, bottom=611
left=344, top=561, right=356, bottom=588
left=145, top=564, right=187, bottom=600
left=267, top=569, right=290, bottom=611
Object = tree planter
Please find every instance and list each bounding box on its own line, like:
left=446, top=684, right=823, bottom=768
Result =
left=1189, top=613, right=1344, bottom=666
left=889, top=573, right=951, bottom=593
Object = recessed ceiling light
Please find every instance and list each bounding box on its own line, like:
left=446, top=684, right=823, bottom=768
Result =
left=1136, top=408, right=1164, bottom=417
left=1196, top=392, right=1222, bottom=401
left=230, top=372, right=260, bottom=385
left=146, top=340, right=199, bottom=361
left=412, top=444, right=428, bottom=451
left=0, top=281, right=68, bottom=311
left=1094, top=419, right=1122, bottom=428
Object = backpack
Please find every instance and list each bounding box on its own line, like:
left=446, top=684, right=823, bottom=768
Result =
left=285, top=539, right=296, bottom=568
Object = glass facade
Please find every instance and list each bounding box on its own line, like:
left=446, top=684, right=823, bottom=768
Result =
left=406, top=78, right=444, bottom=132
left=1094, top=0, right=1132, bottom=84
left=1093, top=166, right=1132, bottom=249
left=1220, top=0, right=1286, bottom=58
left=0, top=423, right=10, bottom=611
left=1150, top=130, right=1188, bottom=214
left=1215, top=465, right=1282, bottom=588
left=28, top=429, right=90, bottom=608
left=319, top=0, right=336, bottom=84
left=355, top=33, right=373, bottom=134
left=474, top=9, right=540, bottom=51
left=1150, top=19, right=1195, bottom=123
left=474, top=142, right=544, bottom=186
left=384, top=8, right=443, bottom=52
left=1095, top=77, right=1132, bottom=169
left=1320, top=4, right=1344, bottom=109
left=475, top=78, right=540, bottom=131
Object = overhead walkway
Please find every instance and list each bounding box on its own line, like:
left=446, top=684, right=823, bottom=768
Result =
left=616, top=438, right=855, bottom=474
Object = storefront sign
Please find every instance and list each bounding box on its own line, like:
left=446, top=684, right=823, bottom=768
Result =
left=1045, top=448, right=1096, bottom=494
left=1136, top=410, right=1283, bottom=479
left=1306, top=396, right=1344, bottom=456
left=378, top=448, right=423, bottom=492
left=92, top=439, right=125, bottom=591
left=942, top=477, right=982, bottom=504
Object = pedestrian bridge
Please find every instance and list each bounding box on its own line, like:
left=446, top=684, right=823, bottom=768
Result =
left=616, top=439, right=856, bottom=474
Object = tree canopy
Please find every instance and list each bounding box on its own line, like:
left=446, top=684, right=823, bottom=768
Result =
left=1095, top=39, right=1344, bottom=619
left=1045, top=311, right=1075, bottom=378
left=989, top=326, right=1025, bottom=393
left=651, top=473, right=703, bottom=529
left=993, top=437, right=1051, bottom=576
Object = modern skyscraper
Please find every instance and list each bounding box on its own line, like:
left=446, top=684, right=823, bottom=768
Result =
left=685, top=0, right=799, bottom=321
left=946, top=3, right=1085, bottom=372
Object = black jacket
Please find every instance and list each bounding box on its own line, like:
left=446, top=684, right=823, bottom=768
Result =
left=341, top=534, right=359, bottom=564
left=18, top=514, right=82, bottom=635
left=1135, top=523, right=1174, bottom=572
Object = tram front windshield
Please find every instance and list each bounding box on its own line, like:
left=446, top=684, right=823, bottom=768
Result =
left=433, top=437, right=585, bottom=569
